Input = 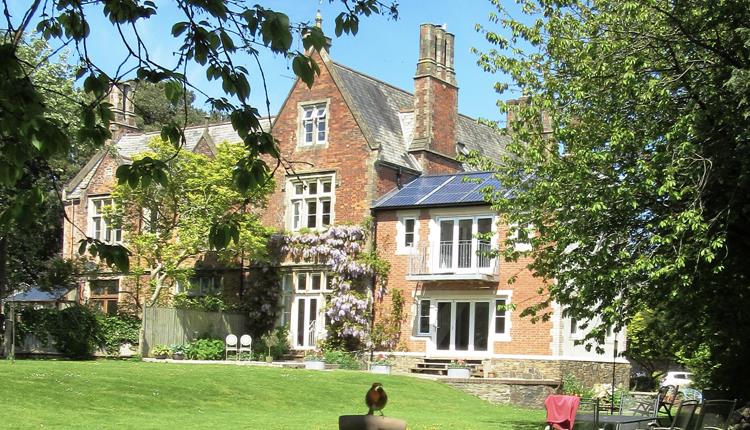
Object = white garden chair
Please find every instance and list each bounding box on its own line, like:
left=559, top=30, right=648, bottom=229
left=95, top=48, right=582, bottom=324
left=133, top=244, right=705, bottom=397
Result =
left=225, top=334, right=238, bottom=361
left=238, top=335, right=252, bottom=361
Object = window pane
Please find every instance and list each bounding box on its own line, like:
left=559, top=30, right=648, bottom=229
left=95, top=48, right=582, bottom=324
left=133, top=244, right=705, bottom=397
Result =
left=322, top=181, right=332, bottom=193
left=321, top=200, right=331, bottom=226
left=297, top=273, right=307, bottom=291
left=304, top=108, right=313, bottom=119
left=317, top=119, right=326, bottom=142
left=311, top=273, right=321, bottom=290
left=325, top=274, right=333, bottom=290
left=439, top=220, right=454, bottom=269
left=495, top=299, right=506, bottom=334
left=474, top=302, right=489, bottom=351
left=458, top=219, right=472, bottom=268
left=292, top=201, right=301, bottom=230
left=297, top=298, right=305, bottom=345
left=307, top=201, right=317, bottom=228
left=294, top=184, right=304, bottom=195
left=455, top=302, right=470, bottom=351
left=419, top=300, right=430, bottom=334
left=404, top=218, right=415, bottom=247
left=107, top=300, right=118, bottom=316
left=316, top=106, right=326, bottom=117
left=308, top=181, right=318, bottom=195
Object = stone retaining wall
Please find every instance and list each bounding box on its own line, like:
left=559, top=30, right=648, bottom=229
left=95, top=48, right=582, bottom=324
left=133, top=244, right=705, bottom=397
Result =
left=443, top=378, right=558, bottom=408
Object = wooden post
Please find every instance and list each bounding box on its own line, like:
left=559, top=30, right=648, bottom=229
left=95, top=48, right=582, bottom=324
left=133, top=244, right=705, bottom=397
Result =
left=338, top=415, right=407, bottom=430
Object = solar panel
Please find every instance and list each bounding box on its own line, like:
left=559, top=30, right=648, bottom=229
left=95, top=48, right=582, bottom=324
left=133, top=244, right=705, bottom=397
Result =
left=375, top=172, right=501, bottom=208
left=377, top=175, right=450, bottom=207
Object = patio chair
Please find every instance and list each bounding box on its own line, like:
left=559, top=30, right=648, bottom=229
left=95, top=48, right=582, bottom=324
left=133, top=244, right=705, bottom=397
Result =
left=238, top=334, right=252, bottom=361
left=658, top=385, right=681, bottom=420
left=545, top=394, right=581, bottom=430
left=619, top=393, right=658, bottom=417
left=696, top=399, right=737, bottom=430
left=225, top=334, right=238, bottom=361
left=648, top=400, right=700, bottom=430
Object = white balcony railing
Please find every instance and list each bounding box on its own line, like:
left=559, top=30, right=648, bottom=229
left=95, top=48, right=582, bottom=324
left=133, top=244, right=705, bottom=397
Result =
left=408, top=241, right=499, bottom=281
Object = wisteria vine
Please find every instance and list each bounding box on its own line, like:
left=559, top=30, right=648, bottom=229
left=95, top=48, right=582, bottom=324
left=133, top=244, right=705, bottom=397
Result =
left=279, top=225, right=389, bottom=342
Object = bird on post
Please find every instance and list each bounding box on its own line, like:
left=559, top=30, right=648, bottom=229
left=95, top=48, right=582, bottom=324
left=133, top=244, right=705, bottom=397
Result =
left=365, top=382, right=388, bottom=416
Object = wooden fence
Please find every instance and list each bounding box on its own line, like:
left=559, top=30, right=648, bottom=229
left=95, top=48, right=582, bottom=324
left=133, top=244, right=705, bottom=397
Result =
left=143, top=307, right=247, bottom=356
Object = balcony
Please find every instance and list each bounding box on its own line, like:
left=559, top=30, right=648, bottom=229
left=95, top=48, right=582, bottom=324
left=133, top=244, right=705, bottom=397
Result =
left=407, top=240, right=499, bottom=282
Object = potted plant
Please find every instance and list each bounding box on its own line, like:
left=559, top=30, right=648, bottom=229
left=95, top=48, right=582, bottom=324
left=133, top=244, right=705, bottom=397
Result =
left=261, top=331, right=280, bottom=363
left=151, top=345, right=171, bottom=359
left=447, top=359, right=471, bottom=378
left=171, top=344, right=185, bottom=360
left=303, top=349, right=326, bottom=370
left=370, top=354, right=394, bottom=375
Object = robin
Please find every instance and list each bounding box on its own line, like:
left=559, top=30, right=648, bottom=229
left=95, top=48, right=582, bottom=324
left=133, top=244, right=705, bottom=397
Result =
left=365, top=382, right=388, bottom=416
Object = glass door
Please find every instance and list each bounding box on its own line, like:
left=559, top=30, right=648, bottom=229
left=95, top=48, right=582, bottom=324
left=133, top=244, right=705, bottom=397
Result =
left=294, top=297, right=318, bottom=348
left=433, top=300, right=491, bottom=353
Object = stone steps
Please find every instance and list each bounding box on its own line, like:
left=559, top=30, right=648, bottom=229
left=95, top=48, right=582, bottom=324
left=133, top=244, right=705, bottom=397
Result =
left=410, top=358, right=484, bottom=377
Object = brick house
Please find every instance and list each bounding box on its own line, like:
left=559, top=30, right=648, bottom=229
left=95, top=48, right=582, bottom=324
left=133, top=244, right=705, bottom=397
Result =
left=61, top=22, right=628, bottom=382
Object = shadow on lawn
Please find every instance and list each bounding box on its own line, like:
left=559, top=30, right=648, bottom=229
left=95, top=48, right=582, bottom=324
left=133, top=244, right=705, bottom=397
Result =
left=504, top=421, right=546, bottom=430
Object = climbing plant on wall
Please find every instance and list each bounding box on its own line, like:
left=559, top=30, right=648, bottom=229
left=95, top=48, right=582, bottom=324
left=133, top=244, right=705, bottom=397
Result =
left=279, top=225, right=389, bottom=350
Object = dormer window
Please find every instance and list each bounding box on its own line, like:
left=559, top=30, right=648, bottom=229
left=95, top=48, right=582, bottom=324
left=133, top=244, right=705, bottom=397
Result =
left=300, top=102, right=327, bottom=146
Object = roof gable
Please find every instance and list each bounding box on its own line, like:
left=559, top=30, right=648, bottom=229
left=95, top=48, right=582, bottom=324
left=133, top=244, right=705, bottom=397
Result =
left=328, top=62, right=510, bottom=172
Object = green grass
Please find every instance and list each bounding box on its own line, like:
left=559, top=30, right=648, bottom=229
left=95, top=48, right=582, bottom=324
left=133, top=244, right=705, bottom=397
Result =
left=0, top=359, right=545, bottom=430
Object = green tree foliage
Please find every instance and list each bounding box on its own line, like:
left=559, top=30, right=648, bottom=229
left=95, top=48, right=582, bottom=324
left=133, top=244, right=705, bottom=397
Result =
left=1, top=1, right=398, bottom=274
left=132, top=81, right=225, bottom=132
left=110, top=138, right=273, bottom=354
left=0, top=36, right=91, bottom=297
left=471, top=0, right=750, bottom=396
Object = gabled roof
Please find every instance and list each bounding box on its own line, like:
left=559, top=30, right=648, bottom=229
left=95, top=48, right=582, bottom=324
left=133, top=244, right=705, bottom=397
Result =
left=65, top=119, right=273, bottom=199
left=329, top=62, right=510, bottom=172
left=373, top=171, right=501, bottom=209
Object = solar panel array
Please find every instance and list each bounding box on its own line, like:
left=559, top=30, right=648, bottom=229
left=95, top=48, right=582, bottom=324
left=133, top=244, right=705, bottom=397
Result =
left=375, top=172, right=500, bottom=208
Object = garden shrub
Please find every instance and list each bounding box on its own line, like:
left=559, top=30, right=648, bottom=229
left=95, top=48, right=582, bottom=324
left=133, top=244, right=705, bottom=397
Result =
left=16, top=306, right=139, bottom=358
left=184, top=338, right=224, bottom=360
left=172, top=293, right=231, bottom=312
left=48, top=305, right=102, bottom=358
left=562, top=374, right=595, bottom=398
left=96, top=314, right=140, bottom=355
left=323, top=349, right=362, bottom=370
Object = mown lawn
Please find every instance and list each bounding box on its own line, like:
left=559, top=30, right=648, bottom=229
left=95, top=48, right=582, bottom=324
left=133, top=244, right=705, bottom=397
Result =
left=0, top=359, right=545, bottom=429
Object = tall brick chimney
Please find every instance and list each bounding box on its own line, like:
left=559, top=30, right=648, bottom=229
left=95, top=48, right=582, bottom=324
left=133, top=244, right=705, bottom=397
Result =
left=409, top=24, right=459, bottom=170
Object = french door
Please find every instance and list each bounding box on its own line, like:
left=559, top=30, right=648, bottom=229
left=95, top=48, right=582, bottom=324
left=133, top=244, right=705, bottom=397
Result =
left=434, top=300, right=490, bottom=353
left=293, top=296, right=320, bottom=349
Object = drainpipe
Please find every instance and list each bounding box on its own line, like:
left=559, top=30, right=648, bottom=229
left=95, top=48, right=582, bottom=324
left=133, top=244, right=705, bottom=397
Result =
left=368, top=207, right=378, bottom=363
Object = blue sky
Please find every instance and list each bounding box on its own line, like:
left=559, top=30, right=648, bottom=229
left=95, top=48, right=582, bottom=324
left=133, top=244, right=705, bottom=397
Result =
left=11, top=1, right=516, bottom=123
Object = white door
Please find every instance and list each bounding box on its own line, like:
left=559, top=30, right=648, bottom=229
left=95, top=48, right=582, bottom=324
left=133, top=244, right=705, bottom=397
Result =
left=293, top=296, right=320, bottom=349
left=431, top=300, right=491, bottom=355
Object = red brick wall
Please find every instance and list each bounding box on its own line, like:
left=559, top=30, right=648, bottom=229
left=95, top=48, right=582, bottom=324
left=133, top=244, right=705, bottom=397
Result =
left=411, top=151, right=463, bottom=174
left=262, top=52, right=375, bottom=229
left=374, top=164, right=419, bottom=199
left=373, top=209, right=553, bottom=356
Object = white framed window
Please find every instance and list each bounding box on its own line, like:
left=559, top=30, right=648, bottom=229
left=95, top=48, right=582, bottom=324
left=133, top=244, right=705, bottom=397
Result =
left=299, top=103, right=328, bottom=146
left=396, top=213, right=419, bottom=255
left=286, top=174, right=334, bottom=231
left=417, top=299, right=430, bottom=335
left=88, top=197, right=122, bottom=244
left=509, top=222, right=534, bottom=252
left=185, top=274, right=222, bottom=296
left=434, top=215, right=495, bottom=271
left=495, top=298, right=509, bottom=335
left=279, top=274, right=294, bottom=327
left=294, top=271, right=332, bottom=292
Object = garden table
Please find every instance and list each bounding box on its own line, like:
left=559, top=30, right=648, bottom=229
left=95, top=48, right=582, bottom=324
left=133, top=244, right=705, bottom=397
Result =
left=575, top=413, right=656, bottom=430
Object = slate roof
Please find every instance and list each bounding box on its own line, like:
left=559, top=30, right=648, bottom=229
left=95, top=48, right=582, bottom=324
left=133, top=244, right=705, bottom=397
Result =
left=374, top=171, right=501, bottom=209
left=6, top=287, right=73, bottom=302
left=65, top=119, right=273, bottom=197
left=329, top=62, right=510, bottom=172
